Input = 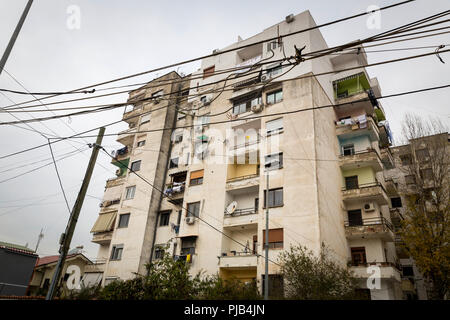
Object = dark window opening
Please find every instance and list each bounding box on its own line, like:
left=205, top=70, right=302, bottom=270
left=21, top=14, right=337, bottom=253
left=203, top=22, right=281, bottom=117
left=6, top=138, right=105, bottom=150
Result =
left=345, top=176, right=359, bottom=190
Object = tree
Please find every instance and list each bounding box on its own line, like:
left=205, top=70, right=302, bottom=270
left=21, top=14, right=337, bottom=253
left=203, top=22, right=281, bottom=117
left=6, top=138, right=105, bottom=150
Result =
left=397, top=114, right=449, bottom=299
left=278, top=244, right=361, bottom=300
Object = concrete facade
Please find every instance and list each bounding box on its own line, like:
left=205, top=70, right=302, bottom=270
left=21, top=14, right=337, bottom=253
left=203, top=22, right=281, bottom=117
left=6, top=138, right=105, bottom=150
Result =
left=90, top=11, right=410, bottom=300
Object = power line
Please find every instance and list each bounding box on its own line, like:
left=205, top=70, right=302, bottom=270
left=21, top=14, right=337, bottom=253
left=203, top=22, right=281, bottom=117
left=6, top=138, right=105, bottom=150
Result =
left=99, top=147, right=282, bottom=267
left=2, top=47, right=449, bottom=126
left=1, top=80, right=448, bottom=162
left=0, top=1, right=416, bottom=110
left=47, top=139, right=72, bottom=214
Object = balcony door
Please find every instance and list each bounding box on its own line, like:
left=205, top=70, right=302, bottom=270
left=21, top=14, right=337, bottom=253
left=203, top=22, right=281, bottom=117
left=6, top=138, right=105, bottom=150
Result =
left=345, top=175, right=359, bottom=190
left=351, top=247, right=367, bottom=266
left=348, top=209, right=363, bottom=226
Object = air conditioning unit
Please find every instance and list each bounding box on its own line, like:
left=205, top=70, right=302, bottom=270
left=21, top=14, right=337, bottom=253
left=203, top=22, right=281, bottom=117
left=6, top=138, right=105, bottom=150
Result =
left=201, top=96, right=211, bottom=106
left=364, top=203, right=375, bottom=212
left=154, top=97, right=161, bottom=104
left=185, top=216, right=195, bottom=225
left=115, top=169, right=121, bottom=176
left=261, top=74, right=270, bottom=82
left=251, top=104, right=264, bottom=113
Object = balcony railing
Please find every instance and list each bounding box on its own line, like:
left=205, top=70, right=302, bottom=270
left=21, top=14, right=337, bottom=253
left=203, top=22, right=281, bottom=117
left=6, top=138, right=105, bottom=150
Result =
left=349, top=261, right=400, bottom=270
left=224, top=207, right=258, bottom=217
left=221, top=250, right=256, bottom=257
left=345, top=216, right=394, bottom=233
left=226, top=173, right=259, bottom=183
left=342, top=180, right=388, bottom=194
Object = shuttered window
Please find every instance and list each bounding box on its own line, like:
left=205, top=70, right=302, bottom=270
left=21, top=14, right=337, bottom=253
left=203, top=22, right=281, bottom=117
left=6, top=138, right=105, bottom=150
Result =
left=266, top=118, right=283, bottom=134
left=203, top=66, right=215, bottom=79
left=262, top=228, right=284, bottom=249
left=190, top=170, right=204, bottom=186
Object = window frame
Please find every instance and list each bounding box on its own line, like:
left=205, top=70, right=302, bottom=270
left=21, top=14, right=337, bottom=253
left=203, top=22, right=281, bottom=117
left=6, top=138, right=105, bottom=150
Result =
left=263, top=188, right=284, bottom=208
left=266, top=118, right=283, bottom=135
left=169, top=157, right=179, bottom=169
left=159, top=211, right=171, bottom=227
left=110, top=245, right=124, bottom=261
left=125, top=186, right=136, bottom=200
left=130, top=160, right=141, bottom=172
left=203, top=65, right=215, bottom=79
left=266, top=89, right=283, bottom=105
left=137, top=140, right=146, bottom=147
left=187, top=201, right=201, bottom=217
left=117, top=213, right=130, bottom=228
left=265, top=152, right=283, bottom=170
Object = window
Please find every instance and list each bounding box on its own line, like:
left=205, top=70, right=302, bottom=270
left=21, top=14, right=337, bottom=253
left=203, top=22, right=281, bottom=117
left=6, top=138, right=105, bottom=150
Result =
left=137, top=140, right=145, bottom=147
left=267, top=41, right=281, bottom=52
left=351, top=247, right=366, bottom=266
left=187, top=202, right=200, bottom=217
left=130, top=160, right=141, bottom=172
left=118, top=213, right=130, bottom=228
left=402, top=266, right=414, bottom=277
left=265, top=153, right=283, bottom=169
left=181, top=237, right=196, bottom=255
left=203, top=65, right=215, bottom=79
left=264, top=188, right=283, bottom=207
left=190, top=170, right=204, bottom=186
left=416, top=149, right=429, bottom=162
left=345, top=176, right=359, bottom=190
left=265, top=65, right=282, bottom=78
left=232, top=94, right=262, bottom=115
left=342, top=144, right=355, bottom=156
left=391, top=197, right=403, bottom=208
left=266, top=89, right=283, bottom=105
left=110, top=245, right=124, bottom=260
left=347, top=209, right=363, bottom=226
left=169, top=158, right=179, bottom=169
left=159, top=211, right=171, bottom=226
left=405, top=175, right=416, bottom=185
left=174, top=134, right=183, bottom=143
left=266, top=118, right=283, bottom=135
left=125, top=186, right=136, bottom=200
left=261, top=275, right=284, bottom=298
left=420, top=168, right=433, bottom=180
left=262, top=228, right=284, bottom=249
left=141, top=114, right=151, bottom=124
left=151, top=90, right=164, bottom=98
left=154, top=246, right=164, bottom=260
left=400, top=154, right=412, bottom=165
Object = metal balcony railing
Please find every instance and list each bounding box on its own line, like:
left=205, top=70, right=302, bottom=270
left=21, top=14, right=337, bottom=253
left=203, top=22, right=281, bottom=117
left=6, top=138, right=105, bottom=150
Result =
left=226, top=173, right=259, bottom=183
left=221, top=250, right=256, bottom=257
left=344, top=216, right=394, bottom=232
left=224, top=207, right=258, bottom=217
left=342, top=181, right=388, bottom=195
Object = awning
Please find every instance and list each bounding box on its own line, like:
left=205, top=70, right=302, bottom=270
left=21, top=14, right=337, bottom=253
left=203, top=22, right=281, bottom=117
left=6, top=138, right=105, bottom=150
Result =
left=91, top=212, right=117, bottom=233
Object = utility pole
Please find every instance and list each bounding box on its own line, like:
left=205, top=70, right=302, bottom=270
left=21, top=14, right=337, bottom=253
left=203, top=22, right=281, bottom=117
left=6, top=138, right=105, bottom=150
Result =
left=34, top=228, right=44, bottom=253
left=46, top=127, right=105, bottom=300
left=0, top=0, right=33, bottom=75
left=264, top=170, right=269, bottom=300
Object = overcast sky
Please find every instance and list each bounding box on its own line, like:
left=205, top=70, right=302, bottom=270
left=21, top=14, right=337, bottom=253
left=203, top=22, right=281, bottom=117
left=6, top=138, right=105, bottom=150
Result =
left=0, top=0, right=449, bottom=260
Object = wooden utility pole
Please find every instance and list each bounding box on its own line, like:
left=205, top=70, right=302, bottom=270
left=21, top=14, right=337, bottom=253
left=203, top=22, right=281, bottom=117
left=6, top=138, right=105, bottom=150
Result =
left=46, top=127, right=105, bottom=300
left=0, top=0, right=33, bottom=75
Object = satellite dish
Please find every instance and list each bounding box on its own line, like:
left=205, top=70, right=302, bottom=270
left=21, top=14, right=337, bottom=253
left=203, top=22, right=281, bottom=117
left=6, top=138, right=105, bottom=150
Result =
left=226, top=201, right=237, bottom=215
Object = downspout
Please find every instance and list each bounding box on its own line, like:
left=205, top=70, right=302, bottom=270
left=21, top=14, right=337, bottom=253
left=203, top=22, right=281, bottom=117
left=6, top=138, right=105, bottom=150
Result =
left=147, top=80, right=183, bottom=274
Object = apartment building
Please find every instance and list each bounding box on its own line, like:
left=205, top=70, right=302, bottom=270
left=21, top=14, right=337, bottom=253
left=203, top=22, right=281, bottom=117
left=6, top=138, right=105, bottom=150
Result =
left=89, top=71, right=190, bottom=284
left=90, top=11, right=404, bottom=299
left=384, top=132, right=449, bottom=300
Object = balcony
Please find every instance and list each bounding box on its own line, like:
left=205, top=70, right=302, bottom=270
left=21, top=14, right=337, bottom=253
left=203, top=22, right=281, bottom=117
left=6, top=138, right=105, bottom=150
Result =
left=105, top=175, right=125, bottom=188
left=349, top=262, right=401, bottom=282
left=122, top=105, right=143, bottom=123
left=345, top=217, right=394, bottom=241
left=378, top=121, right=393, bottom=148
left=226, top=174, right=259, bottom=191
left=384, top=178, right=399, bottom=196
left=380, top=148, right=395, bottom=169
left=117, top=127, right=136, bottom=145
left=339, top=148, right=383, bottom=172
left=111, top=146, right=130, bottom=162
left=92, top=231, right=113, bottom=244
left=342, top=182, right=389, bottom=205
left=333, top=73, right=378, bottom=114
left=84, top=259, right=107, bottom=273
left=224, top=209, right=258, bottom=228
left=336, top=115, right=379, bottom=141
left=219, top=252, right=258, bottom=268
